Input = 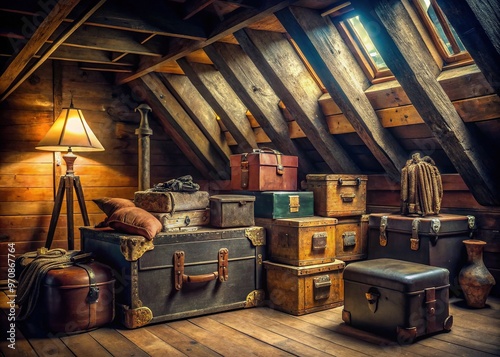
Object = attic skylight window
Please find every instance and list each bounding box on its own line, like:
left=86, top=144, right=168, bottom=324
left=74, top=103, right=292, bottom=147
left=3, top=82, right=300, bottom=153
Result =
left=334, top=14, right=393, bottom=83
left=347, top=16, right=387, bottom=71
left=413, top=0, right=472, bottom=67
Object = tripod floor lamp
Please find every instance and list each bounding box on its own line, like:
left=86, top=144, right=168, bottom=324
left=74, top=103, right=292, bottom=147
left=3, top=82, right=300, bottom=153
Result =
left=36, top=99, right=104, bottom=250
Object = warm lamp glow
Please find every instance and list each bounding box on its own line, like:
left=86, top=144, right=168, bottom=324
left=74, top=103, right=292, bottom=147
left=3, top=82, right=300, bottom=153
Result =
left=36, top=103, right=104, bottom=152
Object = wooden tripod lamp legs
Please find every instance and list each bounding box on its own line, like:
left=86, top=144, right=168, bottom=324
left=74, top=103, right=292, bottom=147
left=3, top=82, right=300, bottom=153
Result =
left=45, top=175, right=90, bottom=250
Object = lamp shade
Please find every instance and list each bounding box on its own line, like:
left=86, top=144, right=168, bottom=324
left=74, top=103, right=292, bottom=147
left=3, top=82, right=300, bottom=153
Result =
left=36, top=105, right=104, bottom=152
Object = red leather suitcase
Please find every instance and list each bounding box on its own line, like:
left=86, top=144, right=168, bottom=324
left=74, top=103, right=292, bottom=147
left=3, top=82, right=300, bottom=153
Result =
left=230, top=149, right=298, bottom=191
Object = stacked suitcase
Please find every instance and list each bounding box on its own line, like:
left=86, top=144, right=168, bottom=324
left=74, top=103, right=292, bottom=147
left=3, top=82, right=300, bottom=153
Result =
left=81, top=183, right=266, bottom=329
left=305, top=174, right=369, bottom=263
left=230, top=152, right=362, bottom=316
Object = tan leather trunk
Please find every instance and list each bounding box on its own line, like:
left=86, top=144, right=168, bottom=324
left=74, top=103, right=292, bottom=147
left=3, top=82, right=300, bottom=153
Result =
left=334, top=215, right=369, bottom=262
left=230, top=150, right=298, bottom=191
left=151, top=208, right=210, bottom=232
left=134, top=191, right=209, bottom=213
left=209, top=194, right=255, bottom=228
left=256, top=216, right=338, bottom=266
left=264, top=260, right=345, bottom=315
left=306, top=174, right=367, bottom=217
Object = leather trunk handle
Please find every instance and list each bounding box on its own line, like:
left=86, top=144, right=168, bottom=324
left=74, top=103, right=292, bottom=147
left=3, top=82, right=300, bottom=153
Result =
left=174, top=249, right=229, bottom=290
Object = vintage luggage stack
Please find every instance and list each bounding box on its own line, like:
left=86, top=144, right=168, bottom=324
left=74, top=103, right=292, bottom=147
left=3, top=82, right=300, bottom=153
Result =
left=306, top=174, right=369, bottom=262
left=257, top=215, right=344, bottom=315
left=80, top=225, right=266, bottom=328
left=367, top=213, right=475, bottom=286
left=134, top=190, right=210, bottom=232
left=230, top=149, right=298, bottom=191
left=342, top=258, right=453, bottom=344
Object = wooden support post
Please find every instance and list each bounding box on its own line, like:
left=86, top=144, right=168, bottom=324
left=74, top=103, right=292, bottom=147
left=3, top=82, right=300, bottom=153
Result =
left=135, top=104, right=153, bottom=191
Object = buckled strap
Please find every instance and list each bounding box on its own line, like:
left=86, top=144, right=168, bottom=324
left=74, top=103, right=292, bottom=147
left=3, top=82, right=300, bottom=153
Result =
left=75, top=263, right=98, bottom=329
left=410, top=218, right=421, bottom=251
left=240, top=153, right=249, bottom=188
left=425, top=288, right=438, bottom=333
left=379, top=216, right=388, bottom=247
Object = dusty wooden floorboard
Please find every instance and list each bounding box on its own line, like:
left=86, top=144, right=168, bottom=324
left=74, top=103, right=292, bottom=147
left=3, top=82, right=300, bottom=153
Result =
left=0, top=292, right=499, bottom=357
left=146, top=323, right=221, bottom=357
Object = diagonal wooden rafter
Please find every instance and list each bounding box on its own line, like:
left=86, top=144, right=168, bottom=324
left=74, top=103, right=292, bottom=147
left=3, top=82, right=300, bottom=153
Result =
left=115, top=0, right=299, bottom=85
left=176, top=58, right=259, bottom=153
left=0, top=0, right=107, bottom=102
left=138, top=73, right=230, bottom=180
left=159, top=72, right=233, bottom=161
left=0, top=0, right=81, bottom=99
left=436, top=0, right=500, bottom=95
left=87, top=1, right=207, bottom=40
left=357, top=0, right=500, bottom=205
left=276, top=6, right=407, bottom=182
left=204, top=41, right=317, bottom=178
left=235, top=28, right=360, bottom=174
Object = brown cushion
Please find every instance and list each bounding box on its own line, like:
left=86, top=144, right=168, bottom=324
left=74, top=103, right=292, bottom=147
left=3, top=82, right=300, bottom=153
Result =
left=107, top=207, right=162, bottom=240
left=93, top=197, right=136, bottom=217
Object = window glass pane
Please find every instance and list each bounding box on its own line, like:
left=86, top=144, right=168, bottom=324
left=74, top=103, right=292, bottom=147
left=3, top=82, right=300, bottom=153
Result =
left=347, top=16, right=388, bottom=70
left=417, top=0, right=467, bottom=55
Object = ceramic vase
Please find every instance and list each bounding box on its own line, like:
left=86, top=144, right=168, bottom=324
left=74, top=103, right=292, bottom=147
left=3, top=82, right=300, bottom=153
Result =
left=458, top=239, right=496, bottom=308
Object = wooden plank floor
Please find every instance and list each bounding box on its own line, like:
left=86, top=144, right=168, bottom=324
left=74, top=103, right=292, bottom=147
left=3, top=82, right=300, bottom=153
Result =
left=1, top=292, right=499, bottom=356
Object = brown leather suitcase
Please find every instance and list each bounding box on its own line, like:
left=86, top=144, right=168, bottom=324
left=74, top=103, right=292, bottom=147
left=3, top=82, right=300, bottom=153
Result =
left=306, top=174, right=367, bottom=217
left=256, top=216, right=338, bottom=266
left=334, top=215, right=369, bottom=262
left=209, top=194, right=255, bottom=228
left=230, top=149, right=298, bottom=191
left=264, top=260, right=344, bottom=315
left=342, top=258, right=452, bottom=344
left=39, top=261, right=115, bottom=334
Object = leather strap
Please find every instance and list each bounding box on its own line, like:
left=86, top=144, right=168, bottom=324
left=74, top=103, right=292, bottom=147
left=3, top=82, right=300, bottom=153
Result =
left=75, top=263, right=99, bottom=330
left=240, top=153, right=249, bottom=189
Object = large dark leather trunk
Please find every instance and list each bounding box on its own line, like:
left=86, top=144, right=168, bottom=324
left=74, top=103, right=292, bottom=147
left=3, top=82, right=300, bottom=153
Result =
left=342, top=258, right=452, bottom=344
left=368, top=213, right=474, bottom=287
left=40, top=261, right=115, bottom=334
left=80, top=226, right=266, bottom=328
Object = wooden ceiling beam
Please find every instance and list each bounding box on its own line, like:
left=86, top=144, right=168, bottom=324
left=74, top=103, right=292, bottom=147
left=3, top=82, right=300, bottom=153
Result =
left=159, top=72, right=233, bottom=160
left=358, top=0, right=500, bottom=205
left=139, top=73, right=230, bottom=180
left=116, top=0, right=299, bottom=85
left=87, top=2, right=207, bottom=40
left=0, top=0, right=107, bottom=102
left=176, top=58, right=259, bottom=153
left=204, top=41, right=317, bottom=178
left=235, top=28, right=360, bottom=174
left=0, top=0, right=81, bottom=99
left=64, top=26, right=161, bottom=57
left=276, top=6, right=407, bottom=182
left=436, top=0, right=500, bottom=95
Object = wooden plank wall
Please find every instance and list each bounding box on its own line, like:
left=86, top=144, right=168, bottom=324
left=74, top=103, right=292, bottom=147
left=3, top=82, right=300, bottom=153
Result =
left=0, top=61, right=202, bottom=279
